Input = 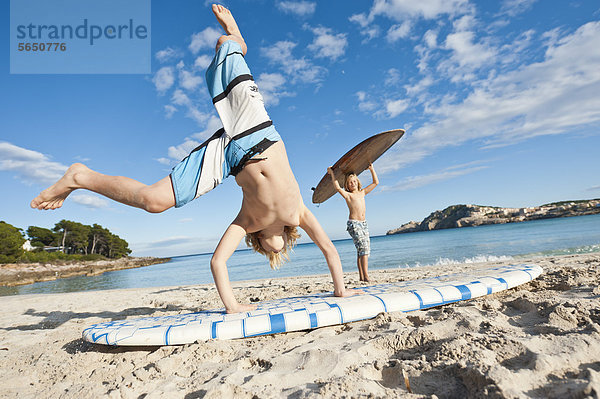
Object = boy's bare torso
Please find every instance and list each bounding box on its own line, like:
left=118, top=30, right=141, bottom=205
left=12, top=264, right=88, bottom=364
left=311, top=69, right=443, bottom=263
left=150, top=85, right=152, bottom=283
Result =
left=344, top=190, right=367, bottom=221
left=234, top=141, right=302, bottom=233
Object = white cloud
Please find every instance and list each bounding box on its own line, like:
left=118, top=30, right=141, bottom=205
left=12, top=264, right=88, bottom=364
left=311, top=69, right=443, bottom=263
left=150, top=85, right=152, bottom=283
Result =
left=194, top=54, right=213, bottom=70
left=377, top=98, right=410, bottom=119
left=261, top=41, right=327, bottom=83
left=139, top=236, right=198, bottom=248
left=384, top=68, right=402, bottom=86
left=167, top=139, right=201, bottom=161
left=164, top=104, right=177, bottom=118
left=262, top=40, right=295, bottom=61
left=186, top=107, right=211, bottom=125
left=369, top=0, right=471, bottom=21
left=352, top=0, right=471, bottom=42
left=356, top=91, right=377, bottom=112
left=189, top=27, right=221, bottom=54
left=378, top=21, right=600, bottom=172
left=404, top=75, right=434, bottom=96
left=349, top=13, right=370, bottom=28
left=256, top=73, right=294, bottom=107
left=71, top=194, right=110, bottom=209
left=423, top=30, right=438, bottom=48
left=306, top=26, right=348, bottom=60
left=379, top=162, right=488, bottom=191
left=500, top=0, right=537, bottom=17
left=171, top=89, right=191, bottom=106
left=443, top=31, right=496, bottom=69
left=453, top=14, right=476, bottom=31
left=387, top=21, right=412, bottom=42
left=349, top=13, right=380, bottom=41
left=179, top=68, right=203, bottom=91
left=170, top=89, right=210, bottom=125
left=499, top=29, right=535, bottom=65
left=192, top=115, right=223, bottom=141
left=0, top=142, right=67, bottom=184
left=156, top=157, right=172, bottom=165
left=276, top=1, right=316, bottom=16
left=159, top=114, right=225, bottom=166
left=155, top=47, right=182, bottom=63
left=152, top=67, right=175, bottom=93
left=356, top=89, right=409, bottom=119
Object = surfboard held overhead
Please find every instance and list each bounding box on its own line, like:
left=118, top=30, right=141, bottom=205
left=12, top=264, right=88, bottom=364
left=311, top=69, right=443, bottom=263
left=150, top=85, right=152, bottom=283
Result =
left=312, top=129, right=405, bottom=204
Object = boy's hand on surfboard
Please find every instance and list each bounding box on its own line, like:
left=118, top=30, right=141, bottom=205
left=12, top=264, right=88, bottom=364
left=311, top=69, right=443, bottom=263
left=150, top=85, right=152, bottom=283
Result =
left=226, top=302, right=257, bottom=314
left=327, top=166, right=334, bottom=175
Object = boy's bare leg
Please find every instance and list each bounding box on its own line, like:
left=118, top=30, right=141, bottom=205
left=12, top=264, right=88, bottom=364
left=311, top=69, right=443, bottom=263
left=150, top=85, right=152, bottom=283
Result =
left=30, top=163, right=175, bottom=213
left=356, top=256, right=364, bottom=281
left=358, top=255, right=370, bottom=282
left=363, top=256, right=370, bottom=282
left=212, top=4, right=247, bottom=55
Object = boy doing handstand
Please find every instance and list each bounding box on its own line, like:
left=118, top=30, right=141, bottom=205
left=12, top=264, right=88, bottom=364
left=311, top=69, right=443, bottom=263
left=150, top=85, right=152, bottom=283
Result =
left=327, top=164, right=378, bottom=282
left=31, top=5, right=357, bottom=313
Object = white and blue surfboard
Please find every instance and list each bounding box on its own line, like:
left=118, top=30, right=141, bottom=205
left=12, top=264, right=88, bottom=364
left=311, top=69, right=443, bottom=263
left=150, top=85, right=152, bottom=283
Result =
left=82, top=263, right=542, bottom=346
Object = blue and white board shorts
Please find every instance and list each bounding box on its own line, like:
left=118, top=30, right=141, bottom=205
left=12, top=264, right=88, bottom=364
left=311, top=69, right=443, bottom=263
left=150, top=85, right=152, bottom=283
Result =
left=170, top=40, right=281, bottom=208
left=347, top=219, right=371, bottom=256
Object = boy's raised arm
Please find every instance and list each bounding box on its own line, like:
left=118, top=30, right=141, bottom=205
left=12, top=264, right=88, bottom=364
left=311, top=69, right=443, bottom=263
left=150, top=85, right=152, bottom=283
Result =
left=328, top=167, right=349, bottom=199
left=299, top=204, right=357, bottom=298
left=210, top=221, right=257, bottom=313
left=364, top=163, right=379, bottom=195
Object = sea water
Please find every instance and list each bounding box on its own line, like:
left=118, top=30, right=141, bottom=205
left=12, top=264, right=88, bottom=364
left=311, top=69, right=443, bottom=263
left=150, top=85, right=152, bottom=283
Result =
left=2, top=214, right=599, bottom=296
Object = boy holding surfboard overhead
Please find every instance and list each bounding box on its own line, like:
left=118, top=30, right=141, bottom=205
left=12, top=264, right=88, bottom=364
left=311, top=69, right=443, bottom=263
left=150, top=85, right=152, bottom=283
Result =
left=31, top=4, right=358, bottom=313
left=327, top=164, right=378, bottom=282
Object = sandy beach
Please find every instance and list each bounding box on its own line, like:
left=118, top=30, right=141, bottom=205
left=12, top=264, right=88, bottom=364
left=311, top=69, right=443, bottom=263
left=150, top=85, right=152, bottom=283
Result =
left=1, top=253, right=599, bottom=398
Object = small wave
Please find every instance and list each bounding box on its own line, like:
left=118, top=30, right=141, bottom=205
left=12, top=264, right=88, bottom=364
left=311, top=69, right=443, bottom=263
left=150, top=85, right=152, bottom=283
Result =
left=516, top=243, right=600, bottom=258
left=398, top=254, right=514, bottom=269
left=434, top=255, right=514, bottom=265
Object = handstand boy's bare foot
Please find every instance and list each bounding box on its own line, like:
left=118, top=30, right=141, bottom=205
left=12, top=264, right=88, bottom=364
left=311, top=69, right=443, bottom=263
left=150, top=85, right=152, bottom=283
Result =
left=212, top=4, right=247, bottom=55
left=30, top=163, right=88, bottom=210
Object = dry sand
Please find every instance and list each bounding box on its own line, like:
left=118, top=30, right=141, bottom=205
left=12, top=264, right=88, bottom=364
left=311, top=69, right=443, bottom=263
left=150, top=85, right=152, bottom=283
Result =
left=1, top=253, right=599, bottom=398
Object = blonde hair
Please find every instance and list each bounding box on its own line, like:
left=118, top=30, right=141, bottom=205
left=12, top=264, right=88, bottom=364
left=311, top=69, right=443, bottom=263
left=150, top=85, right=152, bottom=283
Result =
left=245, top=226, right=301, bottom=269
left=344, top=173, right=362, bottom=191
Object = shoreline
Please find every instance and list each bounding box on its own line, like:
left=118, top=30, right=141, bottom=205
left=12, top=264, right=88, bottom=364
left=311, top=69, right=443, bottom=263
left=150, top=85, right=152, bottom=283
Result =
left=1, top=253, right=599, bottom=397
left=0, top=256, right=170, bottom=287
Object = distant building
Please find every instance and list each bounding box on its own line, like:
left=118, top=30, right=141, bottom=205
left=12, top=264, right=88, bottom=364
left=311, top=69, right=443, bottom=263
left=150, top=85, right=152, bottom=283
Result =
left=22, top=240, right=34, bottom=251
left=21, top=240, right=67, bottom=253
left=43, top=246, right=67, bottom=253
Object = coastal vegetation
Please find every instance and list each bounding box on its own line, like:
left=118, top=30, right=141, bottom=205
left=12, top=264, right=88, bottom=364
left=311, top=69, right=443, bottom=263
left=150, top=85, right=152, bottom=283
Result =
left=0, top=220, right=131, bottom=263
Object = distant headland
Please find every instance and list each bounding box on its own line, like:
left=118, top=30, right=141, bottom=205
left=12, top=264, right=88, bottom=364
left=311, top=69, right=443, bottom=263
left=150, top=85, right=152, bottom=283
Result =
left=386, top=199, right=600, bottom=235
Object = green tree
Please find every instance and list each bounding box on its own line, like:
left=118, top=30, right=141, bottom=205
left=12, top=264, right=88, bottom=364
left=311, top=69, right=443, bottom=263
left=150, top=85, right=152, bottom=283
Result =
left=0, top=221, right=25, bottom=263
left=107, top=234, right=131, bottom=258
left=26, top=226, right=58, bottom=248
left=70, top=223, right=91, bottom=254
left=53, top=220, right=89, bottom=254
left=88, top=224, right=109, bottom=254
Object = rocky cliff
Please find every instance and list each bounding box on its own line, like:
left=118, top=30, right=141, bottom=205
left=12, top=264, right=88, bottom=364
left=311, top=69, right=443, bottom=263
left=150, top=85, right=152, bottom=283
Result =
left=386, top=199, right=600, bottom=235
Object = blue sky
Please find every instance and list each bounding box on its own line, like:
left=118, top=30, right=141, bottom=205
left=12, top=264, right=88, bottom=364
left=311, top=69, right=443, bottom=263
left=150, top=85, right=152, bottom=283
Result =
left=2, top=0, right=599, bottom=257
